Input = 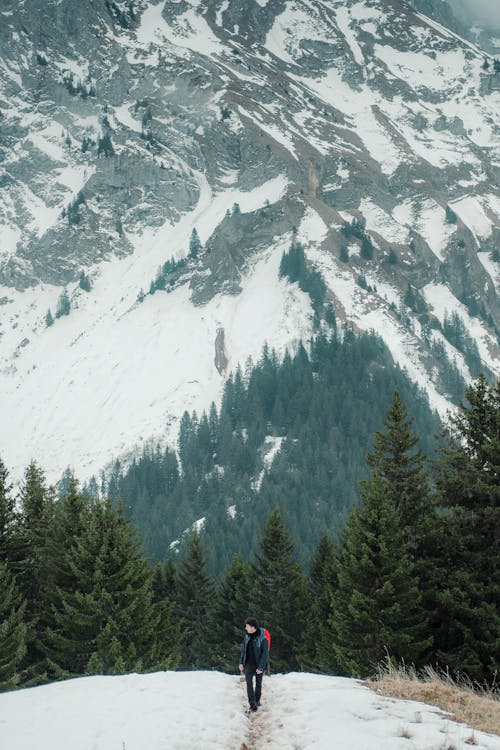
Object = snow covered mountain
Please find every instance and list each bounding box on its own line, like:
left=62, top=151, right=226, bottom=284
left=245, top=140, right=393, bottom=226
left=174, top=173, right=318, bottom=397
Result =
left=1, top=671, right=499, bottom=750
left=0, top=0, right=499, bottom=482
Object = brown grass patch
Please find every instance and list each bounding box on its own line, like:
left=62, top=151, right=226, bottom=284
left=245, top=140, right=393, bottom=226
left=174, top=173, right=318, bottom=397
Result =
left=367, top=662, right=500, bottom=738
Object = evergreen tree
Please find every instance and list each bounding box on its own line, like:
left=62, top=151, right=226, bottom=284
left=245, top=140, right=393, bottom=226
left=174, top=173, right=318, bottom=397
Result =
left=175, top=531, right=214, bottom=669
left=208, top=554, right=252, bottom=672
left=366, top=390, right=433, bottom=551
left=0, top=562, right=27, bottom=690
left=252, top=509, right=310, bottom=672
left=329, top=472, right=431, bottom=676
left=361, top=235, right=374, bottom=260
left=46, top=498, right=176, bottom=676
left=303, top=535, right=337, bottom=672
left=45, top=309, right=54, bottom=327
left=152, top=557, right=177, bottom=607
left=55, top=289, right=70, bottom=318
left=97, top=133, right=114, bottom=157
left=189, top=228, right=202, bottom=259
left=43, top=475, right=89, bottom=652
left=432, top=375, right=500, bottom=682
left=0, top=457, right=17, bottom=565
left=16, top=462, right=55, bottom=681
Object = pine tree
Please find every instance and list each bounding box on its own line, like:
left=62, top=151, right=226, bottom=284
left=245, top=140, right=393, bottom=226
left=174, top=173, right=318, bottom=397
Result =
left=0, top=562, right=27, bottom=690
left=175, top=531, right=214, bottom=669
left=366, top=390, right=433, bottom=551
left=41, top=475, right=90, bottom=679
left=329, top=472, right=431, bottom=676
left=252, top=508, right=310, bottom=672
left=361, top=235, right=374, bottom=260
left=208, top=554, right=251, bottom=672
left=189, top=228, right=202, bottom=259
left=45, top=309, right=54, bottom=327
left=46, top=498, right=175, bottom=677
left=303, top=535, right=337, bottom=672
left=432, top=375, right=500, bottom=682
left=16, top=462, right=55, bottom=681
left=0, top=457, right=17, bottom=565
left=97, top=132, right=114, bottom=157
left=55, top=289, right=70, bottom=318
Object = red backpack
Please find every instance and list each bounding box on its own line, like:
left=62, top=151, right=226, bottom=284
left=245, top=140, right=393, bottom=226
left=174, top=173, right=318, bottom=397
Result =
left=263, top=628, right=271, bottom=651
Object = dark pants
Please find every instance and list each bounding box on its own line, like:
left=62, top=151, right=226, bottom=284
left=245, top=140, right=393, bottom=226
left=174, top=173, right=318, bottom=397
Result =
left=245, top=667, right=263, bottom=707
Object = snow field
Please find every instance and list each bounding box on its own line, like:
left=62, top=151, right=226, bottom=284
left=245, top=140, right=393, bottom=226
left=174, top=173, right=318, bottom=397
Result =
left=0, top=175, right=312, bottom=484
left=263, top=673, right=500, bottom=750
left=0, top=672, right=246, bottom=750
left=1, top=671, right=499, bottom=750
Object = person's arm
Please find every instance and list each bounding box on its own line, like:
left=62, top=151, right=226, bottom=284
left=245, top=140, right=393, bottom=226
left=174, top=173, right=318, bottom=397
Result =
left=239, top=637, right=247, bottom=671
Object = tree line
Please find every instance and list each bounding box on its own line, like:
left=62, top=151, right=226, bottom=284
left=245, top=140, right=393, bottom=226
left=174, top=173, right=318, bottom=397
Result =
left=101, top=328, right=440, bottom=575
left=1, top=375, right=498, bottom=690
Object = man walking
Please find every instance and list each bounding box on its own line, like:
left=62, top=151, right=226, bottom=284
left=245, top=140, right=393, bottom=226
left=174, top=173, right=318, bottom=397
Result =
left=239, top=617, right=269, bottom=712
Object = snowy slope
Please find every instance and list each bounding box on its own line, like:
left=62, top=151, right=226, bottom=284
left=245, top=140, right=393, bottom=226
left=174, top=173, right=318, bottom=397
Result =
left=0, top=671, right=499, bottom=750
left=1, top=0, right=500, bottom=483
left=0, top=177, right=313, bottom=483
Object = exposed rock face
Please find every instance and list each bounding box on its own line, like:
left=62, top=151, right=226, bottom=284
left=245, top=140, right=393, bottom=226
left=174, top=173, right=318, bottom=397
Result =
left=214, top=326, right=228, bottom=375
left=0, top=0, right=499, bottom=430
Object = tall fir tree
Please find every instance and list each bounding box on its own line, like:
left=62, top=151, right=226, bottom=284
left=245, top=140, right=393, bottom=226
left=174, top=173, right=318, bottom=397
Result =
left=365, top=391, right=438, bottom=641
left=208, top=554, right=252, bottom=672
left=303, top=534, right=338, bottom=672
left=0, top=457, right=17, bottom=565
left=175, top=531, right=214, bottom=669
left=366, top=390, right=433, bottom=551
left=328, top=472, right=431, bottom=676
left=45, top=498, right=177, bottom=677
left=16, top=461, right=55, bottom=682
left=41, top=475, right=91, bottom=680
left=189, top=228, right=202, bottom=259
left=0, top=562, right=27, bottom=690
left=252, top=508, right=310, bottom=672
left=432, top=375, right=500, bottom=682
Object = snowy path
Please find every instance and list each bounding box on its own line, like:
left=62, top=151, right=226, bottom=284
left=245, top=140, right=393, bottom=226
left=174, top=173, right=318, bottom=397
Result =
left=0, top=671, right=499, bottom=750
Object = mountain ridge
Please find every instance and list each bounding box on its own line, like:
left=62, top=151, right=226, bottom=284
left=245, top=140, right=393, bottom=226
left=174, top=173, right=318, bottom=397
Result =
left=0, top=0, right=499, bottom=482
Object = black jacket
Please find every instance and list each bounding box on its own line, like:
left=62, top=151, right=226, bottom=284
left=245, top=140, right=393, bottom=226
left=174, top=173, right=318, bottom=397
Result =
left=240, top=628, right=269, bottom=671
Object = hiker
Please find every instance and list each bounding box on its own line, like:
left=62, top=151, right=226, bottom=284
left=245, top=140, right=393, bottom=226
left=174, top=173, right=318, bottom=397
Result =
left=239, top=617, right=269, bottom=712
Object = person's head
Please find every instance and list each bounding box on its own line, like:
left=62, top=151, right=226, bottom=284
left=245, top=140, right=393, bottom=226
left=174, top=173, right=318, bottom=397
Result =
left=245, top=616, right=258, bottom=634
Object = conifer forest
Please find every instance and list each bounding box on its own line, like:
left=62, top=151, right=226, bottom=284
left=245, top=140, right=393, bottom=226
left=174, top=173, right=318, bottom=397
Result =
left=0, top=332, right=498, bottom=691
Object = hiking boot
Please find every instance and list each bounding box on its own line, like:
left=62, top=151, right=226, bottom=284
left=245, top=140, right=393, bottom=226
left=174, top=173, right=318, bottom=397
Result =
left=250, top=704, right=258, bottom=712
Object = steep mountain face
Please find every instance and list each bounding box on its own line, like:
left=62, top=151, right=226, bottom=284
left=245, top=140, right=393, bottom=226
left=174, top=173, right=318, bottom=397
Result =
left=0, top=0, right=499, bottom=482
left=425, top=0, right=500, bottom=57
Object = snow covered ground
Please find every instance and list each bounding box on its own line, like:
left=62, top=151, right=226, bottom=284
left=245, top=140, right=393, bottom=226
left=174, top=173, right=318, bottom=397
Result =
left=0, top=671, right=499, bottom=750
left=0, top=177, right=312, bottom=485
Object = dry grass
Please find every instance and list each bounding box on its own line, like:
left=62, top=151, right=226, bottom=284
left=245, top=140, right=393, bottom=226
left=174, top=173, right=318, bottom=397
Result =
left=367, top=662, right=500, bottom=738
